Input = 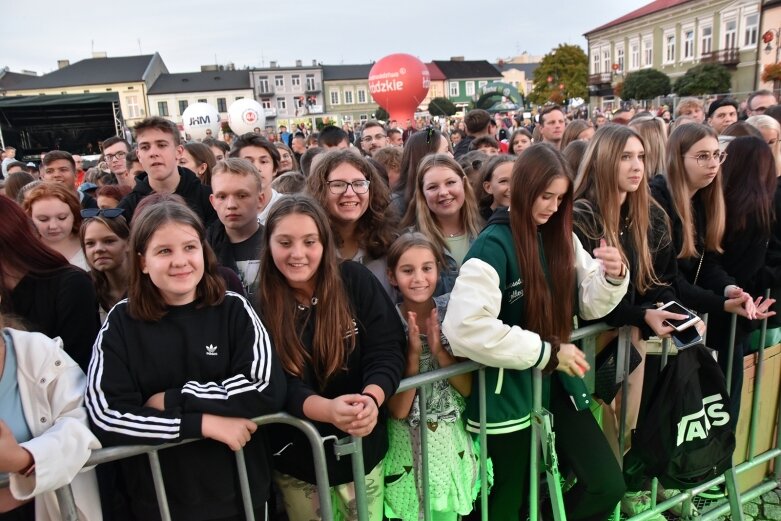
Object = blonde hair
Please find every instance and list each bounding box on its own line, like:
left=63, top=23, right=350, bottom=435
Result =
left=629, top=116, right=667, bottom=178
left=400, top=154, right=483, bottom=255
left=746, top=115, right=781, bottom=176
left=665, top=124, right=725, bottom=258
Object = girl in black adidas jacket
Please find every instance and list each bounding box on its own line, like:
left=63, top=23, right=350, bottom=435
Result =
left=85, top=200, right=285, bottom=521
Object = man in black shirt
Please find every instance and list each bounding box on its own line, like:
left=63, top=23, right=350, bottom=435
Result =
left=207, top=158, right=266, bottom=301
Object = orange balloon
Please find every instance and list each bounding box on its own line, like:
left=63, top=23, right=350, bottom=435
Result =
left=369, top=54, right=430, bottom=123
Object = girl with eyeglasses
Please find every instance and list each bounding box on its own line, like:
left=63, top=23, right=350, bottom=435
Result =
left=649, top=124, right=766, bottom=322
left=22, top=183, right=89, bottom=271
left=401, top=154, right=483, bottom=295
left=79, top=211, right=130, bottom=322
left=0, top=195, right=100, bottom=373
left=306, top=150, right=399, bottom=298
left=258, top=195, right=405, bottom=521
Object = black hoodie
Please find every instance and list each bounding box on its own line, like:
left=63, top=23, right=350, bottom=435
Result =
left=118, top=166, right=217, bottom=226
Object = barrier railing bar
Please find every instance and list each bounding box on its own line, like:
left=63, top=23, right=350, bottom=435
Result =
left=53, top=481, right=78, bottom=521
left=234, top=449, right=255, bottom=521
left=348, top=435, right=369, bottom=520
left=478, top=367, right=488, bottom=521
left=529, top=367, right=541, bottom=521
left=148, top=450, right=172, bottom=521
left=419, top=383, right=432, bottom=521
left=747, top=289, right=771, bottom=460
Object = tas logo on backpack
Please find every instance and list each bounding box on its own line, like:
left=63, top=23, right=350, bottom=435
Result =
left=676, top=394, right=730, bottom=446
left=624, top=344, right=736, bottom=490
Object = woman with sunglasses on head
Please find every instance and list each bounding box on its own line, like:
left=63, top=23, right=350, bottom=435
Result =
left=307, top=150, right=398, bottom=297
left=22, top=183, right=89, bottom=271
left=0, top=195, right=100, bottom=373
left=79, top=208, right=130, bottom=322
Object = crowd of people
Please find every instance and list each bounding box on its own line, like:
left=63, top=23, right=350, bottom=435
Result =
left=1, top=87, right=781, bottom=521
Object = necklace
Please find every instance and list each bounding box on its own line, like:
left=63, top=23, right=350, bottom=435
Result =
left=296, top=297, right=319, bottom=311
left=446, top=230, right=464, bottom=238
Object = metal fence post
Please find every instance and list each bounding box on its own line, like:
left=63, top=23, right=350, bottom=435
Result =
left=54, top=484, right=79, bottom=521
left=148, top=450, right=172, bottom=521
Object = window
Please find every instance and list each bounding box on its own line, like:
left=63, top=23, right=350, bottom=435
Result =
left=643, top=37, right=653, bottom=66
left=261, top=99, right=272, bottom=109
left=306, top=74, right=316, bottom=90
left=592, top=52, right=601, bottom=73
left=157, top=101, right=169, bottom=117
left=630, top=41, right=640, bottom=70
left=602, top=49, right=610, bottom=74
left=360, top=114, right=368, bottom=122
left=198, top=98, right=207, bottom=103
left=295, top=96, right=305, bottom=108
left=616, top=46, right=625, bottom=73
left=330, top=90, right=340, bottom=105
left=344, top=89, right=354, bottom=104
left=178, top=100, right=188, bottom=115
left=127, top=95, right=140, bottom=118
left=478, top=80, right=488, bottom=89
left=744, top=13, right=759, bottom=47
left=357, top=89, right=367, bottom=103
left=724, top=19, right=737, bottom=49
left=235, top=96, right=244, bottom=100
left=275, top=75, right=284, bottom=88
left=701, top=25, right=713, bottom=55
left=665, top=32, right=676, bottom=63
left=276, top=97, right=287, bottom=110
left=683, top=29, right=695, bottom=59
left=465, top=81, right=475, bottom=96
left=449, top=81, right=459, bottom=97
left=217, top=97, right=227, bottom=112
left=258, top=77, right=270, bottom=93
left=292, top=75, right=301, bottom=90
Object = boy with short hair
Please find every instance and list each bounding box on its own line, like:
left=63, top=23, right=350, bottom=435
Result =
left=207, top=158, right=265, bottom=301
left=118, top=117, right=217, bottom=225
left=228, top=132, right=283, bottom=224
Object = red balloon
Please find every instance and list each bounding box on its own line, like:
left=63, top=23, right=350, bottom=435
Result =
left=369, top=54, right=430, bottom=123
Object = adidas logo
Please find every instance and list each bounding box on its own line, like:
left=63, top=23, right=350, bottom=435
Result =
left=205, top=344, right=218, bottom=356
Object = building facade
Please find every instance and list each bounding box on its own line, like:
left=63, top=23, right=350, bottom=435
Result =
left=6, top=54, right=168, bottom=128
left=322, top=64, right=378, bottom=125
left=585, top=0, right=762, bottom=110
left=250, top=61, right=325, bottom=130
left=430, top=60, right=502, bottom=112
left=147, top=70, right=253, bottom=127
left=759, top=0, right=781, bottom=94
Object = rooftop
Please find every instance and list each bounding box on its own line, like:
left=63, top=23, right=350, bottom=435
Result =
left=430, top=60, right=501, bottom=79
left=585, top=0, right=693, bottom=35
left=148, top=71, right=251, bottom=94
left=9, top=54, right=164, bottom=90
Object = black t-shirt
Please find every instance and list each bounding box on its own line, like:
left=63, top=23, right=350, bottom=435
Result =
left=231, top=226, right=263, bottom=301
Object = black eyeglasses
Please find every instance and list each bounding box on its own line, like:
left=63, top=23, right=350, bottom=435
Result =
left=326, top=180, right=371, bottom=194
left=81, top=208, right=125, bottom=219
left=105, top=151, right=127, bottom=162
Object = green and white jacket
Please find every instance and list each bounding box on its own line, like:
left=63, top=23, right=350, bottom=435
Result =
left=442, top=208, right=629, bottom=435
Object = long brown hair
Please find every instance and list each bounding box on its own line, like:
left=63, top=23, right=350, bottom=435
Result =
left=80, top=215, right=131, bottom=311
left=510, top=144, right=574, bottom=341
left=574, top=125, right=664, bottom=294
left=400, top=154, right=483, bottom=255
left=128, top=201, right=225, bottom=321
left=664, top=124, right=725, bottom=257
left=307, top=149, right=397, bottom=259
left=258, top=194, right=356, bottom=389
left=721, top=136, right=777, bottom=236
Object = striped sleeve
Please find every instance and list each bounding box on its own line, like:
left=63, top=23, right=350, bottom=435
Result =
left=166, top=293, right=286, bottom=418
left=85, top=301, right=197, bottom=444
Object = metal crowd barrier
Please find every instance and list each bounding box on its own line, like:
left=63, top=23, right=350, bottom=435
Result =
left=1, top=314, right=779, bottom=521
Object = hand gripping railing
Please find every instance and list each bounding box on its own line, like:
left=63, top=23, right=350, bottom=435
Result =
left=3, top=310, right=779, bottom=521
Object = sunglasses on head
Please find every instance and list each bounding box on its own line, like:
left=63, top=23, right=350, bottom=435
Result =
left=80, top=208, right=125, bottom=219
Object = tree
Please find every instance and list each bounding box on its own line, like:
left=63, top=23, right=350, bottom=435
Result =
left=427, top=97, right=458, bottom=116
left=374, top=107, right=389, bottom=121
left=621, top=69, right=671, bottom=100
left=529, top=44, right=588, bottom=106
left=672, top=64, right=732, bottom=96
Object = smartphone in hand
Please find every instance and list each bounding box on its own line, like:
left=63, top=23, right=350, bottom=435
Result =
left=660, top=301, right=700, bottom=331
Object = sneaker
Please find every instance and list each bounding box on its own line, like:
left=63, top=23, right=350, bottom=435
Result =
left=621, top=491, right=667, bottom=521
left=659, top=488, right=700, bottom=517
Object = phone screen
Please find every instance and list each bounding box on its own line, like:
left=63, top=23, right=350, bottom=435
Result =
left=672, top=324, right=701, bottom=349
left=663, top=302, right=695, bottom=329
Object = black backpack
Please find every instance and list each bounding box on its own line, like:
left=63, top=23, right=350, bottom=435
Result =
left=624, top=344, right=736, bottom=490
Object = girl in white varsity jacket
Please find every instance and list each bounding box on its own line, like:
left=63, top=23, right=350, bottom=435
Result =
left=85, top=200, right=285, bottom=521
left=443, top=144, right=628, bottom=521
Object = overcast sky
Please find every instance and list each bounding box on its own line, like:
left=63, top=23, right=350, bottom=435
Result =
left=3, top=0, right=650, bottom=74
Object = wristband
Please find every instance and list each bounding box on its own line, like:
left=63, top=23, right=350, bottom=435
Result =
left=361, top=391, right=380, bottom=409
left=19, top=461, right=35, bottom=477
